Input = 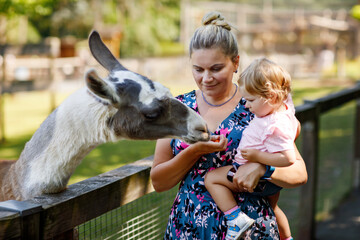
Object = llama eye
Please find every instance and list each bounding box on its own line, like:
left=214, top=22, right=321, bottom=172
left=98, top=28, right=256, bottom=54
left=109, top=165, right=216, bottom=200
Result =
left=141, top=106, right=161, bottom=120
left=143, top=111, right=159, bottom=120
left=140, top=99, right=164, bottom=121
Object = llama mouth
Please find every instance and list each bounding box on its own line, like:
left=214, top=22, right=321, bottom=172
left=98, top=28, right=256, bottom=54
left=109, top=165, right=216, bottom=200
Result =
left=183, top=131, right=210, bottom=144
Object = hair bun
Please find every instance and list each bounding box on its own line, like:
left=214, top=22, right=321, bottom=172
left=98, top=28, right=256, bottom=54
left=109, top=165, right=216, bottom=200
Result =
left=202, top=11, right=231, bottom=31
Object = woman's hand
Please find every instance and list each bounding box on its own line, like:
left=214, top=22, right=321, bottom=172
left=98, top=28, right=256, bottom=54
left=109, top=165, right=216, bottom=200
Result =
left=192, top=134, right=228, bottom=156
left=232, top=162, right=266, bottom=193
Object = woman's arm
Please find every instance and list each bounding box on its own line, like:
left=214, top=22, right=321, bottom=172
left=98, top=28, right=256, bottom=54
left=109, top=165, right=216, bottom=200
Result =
left=233, top=144, right=307, bottom=192
left=150, top=135, right=228, bottom=192
left=269, top=144, right=308, bottom=188
left=233, top=120, right=306, bottom=191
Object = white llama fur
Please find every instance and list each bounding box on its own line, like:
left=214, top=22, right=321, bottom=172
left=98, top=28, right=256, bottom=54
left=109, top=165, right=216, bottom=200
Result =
left=24, top=88, right=115, bottom=199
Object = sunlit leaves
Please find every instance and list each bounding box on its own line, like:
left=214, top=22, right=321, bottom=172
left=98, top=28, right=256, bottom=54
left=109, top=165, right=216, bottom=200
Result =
left=351, top=5, right=360, bottom=21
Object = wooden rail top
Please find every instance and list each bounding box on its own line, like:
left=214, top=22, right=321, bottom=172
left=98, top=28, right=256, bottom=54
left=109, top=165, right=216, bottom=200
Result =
left=0, top=157, right=154, bottom=239
left=295, top=82, right=360, bottom=122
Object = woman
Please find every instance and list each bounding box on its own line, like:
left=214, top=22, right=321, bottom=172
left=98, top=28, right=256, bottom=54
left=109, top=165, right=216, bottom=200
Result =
left=150, top=11, right=307, bottom=239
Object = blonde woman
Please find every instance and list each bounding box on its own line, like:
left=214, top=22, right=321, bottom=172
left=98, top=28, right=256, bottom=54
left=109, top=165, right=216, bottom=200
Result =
left=151, top=12, right=307, bottom=240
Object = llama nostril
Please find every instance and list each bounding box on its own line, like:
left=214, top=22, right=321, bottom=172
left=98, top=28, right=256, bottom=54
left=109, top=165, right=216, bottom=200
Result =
left=195, top=124, right=207, bottom=133
left=195, top=124, right=210, bottom=141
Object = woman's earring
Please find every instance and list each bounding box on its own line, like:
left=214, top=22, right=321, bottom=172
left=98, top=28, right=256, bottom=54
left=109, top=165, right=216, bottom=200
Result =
left=235, top=69, right=238, bottom=73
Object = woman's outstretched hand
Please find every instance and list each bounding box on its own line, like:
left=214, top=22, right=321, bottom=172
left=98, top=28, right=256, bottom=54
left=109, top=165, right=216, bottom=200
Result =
left=189, top=134, right=228, bottom=156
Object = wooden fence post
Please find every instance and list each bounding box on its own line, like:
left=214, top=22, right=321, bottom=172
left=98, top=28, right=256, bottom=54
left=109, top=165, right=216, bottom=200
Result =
left=0, top=200, right=43, bottom=239
left=0, top=53, right=5, bottom=142
left=297, top=113, right=319, bottom=239
left=353, top=98, right=360, bottom=190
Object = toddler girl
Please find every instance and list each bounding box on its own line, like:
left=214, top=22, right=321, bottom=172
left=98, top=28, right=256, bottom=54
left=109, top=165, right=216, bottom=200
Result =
left=205, top=58, right=298, bottom=240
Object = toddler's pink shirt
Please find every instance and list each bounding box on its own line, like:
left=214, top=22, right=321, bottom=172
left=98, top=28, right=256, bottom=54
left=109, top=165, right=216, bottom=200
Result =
left=235, top=97, right=298, bottom=165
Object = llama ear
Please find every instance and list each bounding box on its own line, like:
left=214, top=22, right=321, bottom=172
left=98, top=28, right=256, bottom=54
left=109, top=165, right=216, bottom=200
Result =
left=88, top=30, right=127, bottom=72
left=85, top=69, right=118, bottom=102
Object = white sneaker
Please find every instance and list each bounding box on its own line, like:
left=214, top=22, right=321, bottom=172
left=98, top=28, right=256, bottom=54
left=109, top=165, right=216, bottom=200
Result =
left=225, top=212, right=255, bottom=240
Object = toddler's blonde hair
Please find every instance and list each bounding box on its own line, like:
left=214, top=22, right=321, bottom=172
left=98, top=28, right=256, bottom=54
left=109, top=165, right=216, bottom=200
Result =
left=238, top=58, right=291, bottom=104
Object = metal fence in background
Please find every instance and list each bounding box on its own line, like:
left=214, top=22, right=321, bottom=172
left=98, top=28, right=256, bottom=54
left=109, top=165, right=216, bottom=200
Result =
left=76, top=187, right=178, bottom=240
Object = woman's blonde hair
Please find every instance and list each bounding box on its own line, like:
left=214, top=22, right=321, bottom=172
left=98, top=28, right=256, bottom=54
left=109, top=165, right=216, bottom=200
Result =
left=189, top=11, right=238, bottom=63
left=238, top=58, right=291, bottom=104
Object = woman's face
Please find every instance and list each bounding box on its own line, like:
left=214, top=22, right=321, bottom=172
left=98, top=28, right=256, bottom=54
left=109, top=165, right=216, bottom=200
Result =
left=191, top=48, right=238, bottom=98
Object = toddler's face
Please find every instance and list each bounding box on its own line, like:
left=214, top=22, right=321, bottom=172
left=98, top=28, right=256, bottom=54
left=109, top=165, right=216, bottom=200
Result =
left=241, top=88, right=274, bottom=118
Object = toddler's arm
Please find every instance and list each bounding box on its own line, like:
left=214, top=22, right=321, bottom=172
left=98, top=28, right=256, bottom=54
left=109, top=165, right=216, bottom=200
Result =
left=240, top=148, right=296, bottom=167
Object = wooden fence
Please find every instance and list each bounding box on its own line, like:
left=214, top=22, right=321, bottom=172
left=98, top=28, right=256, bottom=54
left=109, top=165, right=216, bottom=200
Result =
left=0, top=83, right=360, bottom=240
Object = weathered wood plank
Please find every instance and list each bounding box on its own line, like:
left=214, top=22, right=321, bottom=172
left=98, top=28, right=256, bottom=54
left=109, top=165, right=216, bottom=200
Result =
left=316, top=84, right=360, bottom=113
left=353, top=99, right=360, bottom=189
left=296, top=83, right=360, bottom=122
left=0, top=200, right=43, bottom=239
left=298, top=119, right=319, bottom=240
left=302, top=83, right=360, bottom=115
left=0, top=211, right=21, bottom=239
left=295, top=102, right=318, bottom=123
left=27, top=157, right=154, bottom=239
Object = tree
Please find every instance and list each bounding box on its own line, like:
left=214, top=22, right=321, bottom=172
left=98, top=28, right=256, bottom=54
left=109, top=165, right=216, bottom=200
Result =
left=0, top=0, right=181, bottom=57
left=116, top=0, right=180, bottom=57
left=0, top=0, right=60, bottom=43
left=351, top=4, right=360, bottom=21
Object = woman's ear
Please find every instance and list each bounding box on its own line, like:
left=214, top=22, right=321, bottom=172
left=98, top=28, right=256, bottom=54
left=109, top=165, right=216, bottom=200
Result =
left=233, top=55, right=240, bottom=71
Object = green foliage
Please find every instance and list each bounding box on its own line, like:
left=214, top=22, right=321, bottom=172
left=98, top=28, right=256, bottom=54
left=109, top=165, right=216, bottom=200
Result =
left=0, top=0, right=181, bottom=57
left=320, top=58, right=360, bottom=80
left=119, top=0, right=180, bottom=57
left=351, top=4, right=360, bottom=21
left=49, top=0, right=93, bottom=37
left=0, top=0, right=58, bottom=16
left=1, top=0, right=358, bottom=57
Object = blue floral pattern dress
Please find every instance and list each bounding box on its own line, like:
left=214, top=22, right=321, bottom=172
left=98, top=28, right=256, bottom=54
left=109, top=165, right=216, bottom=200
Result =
left=164, top=90, right=279, bottom=240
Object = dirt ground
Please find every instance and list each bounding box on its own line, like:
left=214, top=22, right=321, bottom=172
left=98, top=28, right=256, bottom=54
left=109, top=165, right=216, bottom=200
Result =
left=316, top=189, right=360, bottom=240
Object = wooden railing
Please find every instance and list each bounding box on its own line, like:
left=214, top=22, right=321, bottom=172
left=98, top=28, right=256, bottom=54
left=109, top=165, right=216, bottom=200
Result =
left=295, top=82, right=360, bottom=239
left=1, top=83, right=360, bottom=240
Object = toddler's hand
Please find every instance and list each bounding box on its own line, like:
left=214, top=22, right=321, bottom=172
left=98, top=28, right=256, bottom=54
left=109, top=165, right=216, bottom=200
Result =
left=240, top=148, right=260, bottom=162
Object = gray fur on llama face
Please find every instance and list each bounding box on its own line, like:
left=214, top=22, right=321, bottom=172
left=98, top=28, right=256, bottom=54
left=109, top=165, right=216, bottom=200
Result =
left=0, top=31, right=209, bottom=201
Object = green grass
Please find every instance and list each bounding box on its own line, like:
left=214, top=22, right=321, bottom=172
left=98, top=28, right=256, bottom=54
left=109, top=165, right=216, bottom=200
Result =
left=316, top=102, right=354, bottom=220
left=70, top=140, right=156, bottom=184
left=278, top=102, right=355, bottom=237
left=322, top=57, right=360, bottom=80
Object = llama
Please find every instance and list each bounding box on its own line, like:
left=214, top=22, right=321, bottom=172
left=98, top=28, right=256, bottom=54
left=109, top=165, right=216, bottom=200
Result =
left=0, top=31, right=210, bottom=201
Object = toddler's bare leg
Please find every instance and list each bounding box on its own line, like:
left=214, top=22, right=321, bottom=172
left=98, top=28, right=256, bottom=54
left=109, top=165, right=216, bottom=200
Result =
left=268, top=192, right=292, bottom=240
left=205, top=166, right=238, bottom=212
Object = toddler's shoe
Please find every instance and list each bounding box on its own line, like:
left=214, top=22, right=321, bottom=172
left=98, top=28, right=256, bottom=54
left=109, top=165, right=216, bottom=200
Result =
left=225, top=212, right=255, bottom=240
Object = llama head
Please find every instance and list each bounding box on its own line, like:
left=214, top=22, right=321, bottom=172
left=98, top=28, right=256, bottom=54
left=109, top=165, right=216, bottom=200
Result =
left=86, top=30, right=210, bottom=143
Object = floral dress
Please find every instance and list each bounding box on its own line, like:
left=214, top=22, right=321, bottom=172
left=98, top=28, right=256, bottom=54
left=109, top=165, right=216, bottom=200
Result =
left=164, top=90, right=279, bottom=240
